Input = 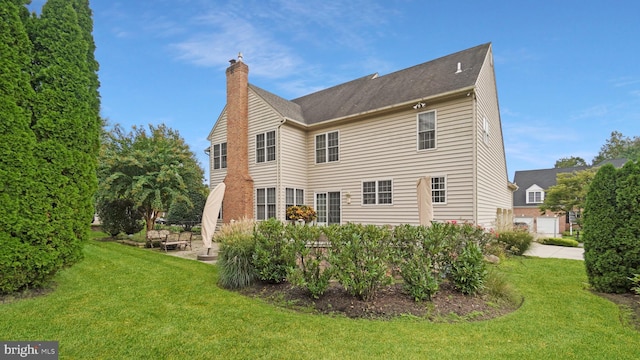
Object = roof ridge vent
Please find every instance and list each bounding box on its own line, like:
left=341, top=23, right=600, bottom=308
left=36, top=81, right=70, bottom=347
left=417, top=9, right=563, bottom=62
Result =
left=455, top=62, right=462, bottom=74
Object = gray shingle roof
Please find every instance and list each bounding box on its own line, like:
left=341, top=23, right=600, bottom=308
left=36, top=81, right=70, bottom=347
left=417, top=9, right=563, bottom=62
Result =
left=249, top=43, right=491, bottom=126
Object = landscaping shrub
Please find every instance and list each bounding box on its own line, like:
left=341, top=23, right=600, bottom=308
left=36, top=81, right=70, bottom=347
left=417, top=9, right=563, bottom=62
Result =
left=97, top=199, right=143, bottom=236
left=326, top=223, right=393, bottom=301
left=392, top=224, right=442, bottom=301
left=285, top=224, right=330, bottom=299
left=253, top=218, right=295, bottom=283
left=497, top=230, right=533, bottom=255
left=540, top=237, right=579, bottom=247
left=217, top=228, right=256, bottom=290
left=630, top=274, right=640, bottom=295
left=450, top=242, right=487, bottom=295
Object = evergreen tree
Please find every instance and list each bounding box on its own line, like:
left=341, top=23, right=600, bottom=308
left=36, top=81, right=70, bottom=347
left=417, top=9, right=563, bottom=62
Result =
left=583, top=164, right=623, bottom=292
left=613, top=161, right=640, bottom=291
left=0, top=0, right=50, bottom=293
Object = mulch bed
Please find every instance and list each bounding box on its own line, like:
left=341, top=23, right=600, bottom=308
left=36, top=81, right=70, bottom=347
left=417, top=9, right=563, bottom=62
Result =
left=239, top=280, right=520, bottom=321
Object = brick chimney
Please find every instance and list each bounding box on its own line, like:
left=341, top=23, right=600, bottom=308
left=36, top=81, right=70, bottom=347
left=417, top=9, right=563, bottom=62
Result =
left=223, top=53, right=254, bottom=222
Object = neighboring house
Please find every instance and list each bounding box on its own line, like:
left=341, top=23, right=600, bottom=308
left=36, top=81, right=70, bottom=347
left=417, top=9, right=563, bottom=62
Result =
left=208, top=43, right=513, bottom=228
left=512, top=158, right=627, bottom=236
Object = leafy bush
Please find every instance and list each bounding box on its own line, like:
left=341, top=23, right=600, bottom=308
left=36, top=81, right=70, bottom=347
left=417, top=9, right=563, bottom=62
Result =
left=97, top=199, right=144, bottom=236
left=540, top=237, right=579, bottom=247
left=285, top=205, right=317, bottom=222
left=497, top=230, right=533, bottom=255
left=253, top=218, right=295, bottom=283
left=217, top=225, right=256, bottom=289
left=285, top=224, right=330, bottom=299
left=630, top=274, right=640, bottom=295
left=392, top=224, right=442, bottom=301
left=327, top=223, right=393, bottom=301
left=450, top=242, right=487, bottom=295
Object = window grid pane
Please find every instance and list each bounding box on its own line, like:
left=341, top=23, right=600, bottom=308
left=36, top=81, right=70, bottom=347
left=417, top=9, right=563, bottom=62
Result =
left=431, top=177, right=446, bottom=203
left=316, top=194, right=327, bottom=223
left=378, top=180, right=392, bottom=204
left=328, top=192, right=341, bottom=224
left=221, top=143, right=227, bottom=168
left=256, top=134, right=265, bottom=163
left=418, top=112, right=436, bottom=150
left=328, top=132, right=339, bottom=162
left=213, top=144, right=220, bottom=169
left=267, top=131, right=276, bottom=161
left=296, top=189, right=304, bottom=206
left=286, top=188, right=294, bottom=209
left=316, top=134, right=326, bottom=163
left=257, top=188, right=266, bottom=220
left=363, top=181, right=376, bottom=205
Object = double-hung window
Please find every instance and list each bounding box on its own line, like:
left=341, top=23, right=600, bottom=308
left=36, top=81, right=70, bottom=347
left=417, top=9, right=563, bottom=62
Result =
left=526, top=185, right=544, bottom=204
left=256, top=187, right=276, bottom=220
left=431, top=176, right=446, bottom=204
left=418, top=111, right=436, bottom=150
left=315, top=131, right=339, bottom=163
left=213, top=142, right=227, bottom=170
left=285, top=188, right=305, bottom=209
left=362, top=180, right=392, bottom=205
left=256, top=131, right=276, bottom=163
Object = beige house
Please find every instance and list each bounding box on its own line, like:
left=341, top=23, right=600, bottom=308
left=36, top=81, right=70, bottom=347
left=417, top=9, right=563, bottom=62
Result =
left=208, top=43, right=513, bottom=228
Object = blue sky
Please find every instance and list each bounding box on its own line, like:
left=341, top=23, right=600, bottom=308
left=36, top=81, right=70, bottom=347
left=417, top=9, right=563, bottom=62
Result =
left=31, top=0, right=640, bottom=182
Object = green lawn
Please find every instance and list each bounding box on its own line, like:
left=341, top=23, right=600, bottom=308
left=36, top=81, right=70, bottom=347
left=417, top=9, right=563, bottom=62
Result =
left=1, top=239, right=638, bottom=359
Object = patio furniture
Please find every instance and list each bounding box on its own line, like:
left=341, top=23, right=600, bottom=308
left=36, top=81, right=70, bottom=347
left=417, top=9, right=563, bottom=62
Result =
left=160, top=231, right=193, bottom=252
left=146, top=229, right=170, bottom=248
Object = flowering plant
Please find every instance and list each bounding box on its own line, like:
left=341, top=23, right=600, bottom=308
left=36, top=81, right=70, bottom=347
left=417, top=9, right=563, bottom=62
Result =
left=286, top=205, right=317, bottom=222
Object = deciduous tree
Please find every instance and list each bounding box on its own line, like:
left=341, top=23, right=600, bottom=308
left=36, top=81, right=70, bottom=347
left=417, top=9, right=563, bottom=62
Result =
left=98, top=124, right=205, bottom=231
left=539, top=169, right=596, bottom=225
left=554, top=156, right=587, bottom=168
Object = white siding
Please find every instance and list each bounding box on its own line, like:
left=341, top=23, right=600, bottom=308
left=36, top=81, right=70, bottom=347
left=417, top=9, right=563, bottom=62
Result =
left=474, top=47, right=513, bottom=228
left=209, top=112, right=227, bottom=188
left=247, top=89, right=281, bottom=218
left=307, top=97, right=475, bottom=226
left=279, top=124, right=309, bottom=217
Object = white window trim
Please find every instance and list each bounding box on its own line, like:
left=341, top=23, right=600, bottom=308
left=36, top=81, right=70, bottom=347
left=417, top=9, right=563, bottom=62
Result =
left=285, top=187, right=305, bottom=208
left=526, top=185, right=545, bottom=204
left=315, top=130, right=340, bottom=164
left=256, top=187, right=277, bottom=220
left=255, top=130, right=276, bottom=164
left=416, top=110, right=437, bottom=151
left=361, top=179, right=393, bottom=206
left=212, top=142, right=227, bottom=170
left=431, top=175, right=447, bottom=205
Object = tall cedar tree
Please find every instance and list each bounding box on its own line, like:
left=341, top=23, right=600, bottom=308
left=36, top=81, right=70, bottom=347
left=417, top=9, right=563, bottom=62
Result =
left=614, top=161, right=640, bottom=290
left=0, top=0, right=51, bottom=293
left=0, top=0, right=100, bottom=294
left=583, top=164, right=625, bottom=292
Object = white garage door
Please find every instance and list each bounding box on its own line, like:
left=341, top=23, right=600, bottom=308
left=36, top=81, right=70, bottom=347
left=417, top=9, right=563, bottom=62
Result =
left=515, top=217, right=533, bottom=232
left=537, top=217, right=559, bottom=237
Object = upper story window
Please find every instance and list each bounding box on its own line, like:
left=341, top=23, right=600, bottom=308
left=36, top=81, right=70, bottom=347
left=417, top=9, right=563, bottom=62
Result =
left=256, top=131, right=276, bottom=163
left=418, top=111, right=436, bottom=150
left=362, top=180, right=393, bottom=205
left=213, top=142, right=227, bottom=170
left=431, top=176, right=446, bottom=204
left=526, top=185, right=545, bottom=204
left=316, top=131, right=339, bottom=163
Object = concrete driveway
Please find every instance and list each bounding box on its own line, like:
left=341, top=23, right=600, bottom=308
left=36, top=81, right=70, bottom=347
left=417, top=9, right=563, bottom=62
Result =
left=524, top=242, right=584, bottom=260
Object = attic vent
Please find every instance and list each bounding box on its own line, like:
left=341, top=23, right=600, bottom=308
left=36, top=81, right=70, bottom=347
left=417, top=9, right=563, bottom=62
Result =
left=455, top=62, right=462, bottom=74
